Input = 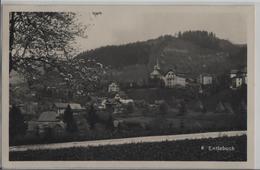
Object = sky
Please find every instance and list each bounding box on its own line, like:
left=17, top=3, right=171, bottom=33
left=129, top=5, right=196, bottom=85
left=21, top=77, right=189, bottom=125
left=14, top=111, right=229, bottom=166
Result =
left=74, top=6, right=248, bottom=52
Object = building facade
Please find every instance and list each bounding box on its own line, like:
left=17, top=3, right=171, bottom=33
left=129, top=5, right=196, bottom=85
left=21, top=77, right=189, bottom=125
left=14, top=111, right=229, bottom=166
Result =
left=229, top=68, right=247, bottom=89
left=197, top=74, right=213, bottom=85
left=163, top=70, right=186, bottom=88
left=149, top=58, right=186, bottom=88
left=108, top=82, right=120, bottom=93
left=52, top=103, right=85, bottom=116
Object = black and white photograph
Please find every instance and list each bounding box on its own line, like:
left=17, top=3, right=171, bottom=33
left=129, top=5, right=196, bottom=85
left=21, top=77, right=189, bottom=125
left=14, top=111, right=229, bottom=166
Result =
left=1, top=4, right=255, bottom=169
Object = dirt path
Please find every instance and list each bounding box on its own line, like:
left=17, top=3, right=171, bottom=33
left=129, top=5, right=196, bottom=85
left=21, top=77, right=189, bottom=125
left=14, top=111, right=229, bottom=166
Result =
left=10, top=130, right=246, bottom=152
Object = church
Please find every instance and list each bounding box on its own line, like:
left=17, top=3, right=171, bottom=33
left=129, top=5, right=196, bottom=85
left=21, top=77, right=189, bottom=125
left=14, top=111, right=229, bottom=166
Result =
left=149, top=58, right=187, bottom=88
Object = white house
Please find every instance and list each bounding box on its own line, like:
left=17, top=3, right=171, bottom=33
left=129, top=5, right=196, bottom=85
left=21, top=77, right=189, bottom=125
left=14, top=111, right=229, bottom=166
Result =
left=149, top=58, right=186, bottom=88
left=198, top=74, right=213, bottom=85
left=230, top=68, right=247, bottom=89
left=230, top=76, right=244, bottom=89
left=108, top=82, right=120, bottom=93
left=162, top=70, right=186, bottom=88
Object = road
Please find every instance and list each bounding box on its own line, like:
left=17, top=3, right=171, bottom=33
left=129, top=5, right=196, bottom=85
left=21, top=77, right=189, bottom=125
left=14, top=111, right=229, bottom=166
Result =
left=10, top=130, right=246, bottom=152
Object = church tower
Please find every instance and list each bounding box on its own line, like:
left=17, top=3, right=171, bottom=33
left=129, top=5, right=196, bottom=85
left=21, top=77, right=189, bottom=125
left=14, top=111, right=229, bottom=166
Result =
left=154, top=57, right=160, bottom=71
left=150, top=57, right=162, bottom=79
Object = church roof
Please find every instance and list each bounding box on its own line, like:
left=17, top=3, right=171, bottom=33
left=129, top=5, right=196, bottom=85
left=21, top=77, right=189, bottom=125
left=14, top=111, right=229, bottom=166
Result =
left=150, top=69, right=161, bottom=76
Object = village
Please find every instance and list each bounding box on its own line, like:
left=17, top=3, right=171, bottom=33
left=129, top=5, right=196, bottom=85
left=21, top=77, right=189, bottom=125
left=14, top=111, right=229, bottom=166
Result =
left=9, top=57, right=248, bottom=145
left=6, top=8, right=250, bottom=163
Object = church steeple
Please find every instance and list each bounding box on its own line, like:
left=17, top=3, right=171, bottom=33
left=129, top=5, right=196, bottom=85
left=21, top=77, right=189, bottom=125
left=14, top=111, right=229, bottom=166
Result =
left=154, top=57, right=160, bottom=70
left=150, top=57, right=162, bottom=79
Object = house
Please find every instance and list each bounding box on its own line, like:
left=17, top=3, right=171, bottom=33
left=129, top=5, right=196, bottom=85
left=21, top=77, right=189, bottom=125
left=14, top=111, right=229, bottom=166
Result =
left=52, top=103, right=69, bottom=116
left=108, top=82, right=120, bottom=93
left=230, top=67, right=247, bottom=89
left=52, top=102, right=85, bottom=116
left=21, top=102, right=38, bottom=115
left=149, top=58, right=186, bottom=88
left=104, top=98, right=124, bottom=114
left=230, top=76, right=244, bottom=89
left=162, top=70, right=187, bottom=87
left=27, top=111, right=65, bottom=137
left=97, top=98, right=108, bottom=110
left=197, top=74, right=213, bottom=85
left=114, top=91, right=128, bottom=100
left=230, top=69, right=239, bottom=78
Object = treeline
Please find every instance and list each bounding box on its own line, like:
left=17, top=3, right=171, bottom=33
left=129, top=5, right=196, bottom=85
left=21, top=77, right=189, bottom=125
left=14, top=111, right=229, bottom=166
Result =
left=76, top=31, right=246, bottom=74
left=177, top=30, right=221, bottom=50
left=77, top=42, right=151, bottom=69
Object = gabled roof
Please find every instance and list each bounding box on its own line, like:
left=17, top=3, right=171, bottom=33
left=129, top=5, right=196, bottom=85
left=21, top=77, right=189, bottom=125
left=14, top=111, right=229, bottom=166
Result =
left=53, top=103, right=68, bottom=109
left=164, top=69, right=189, bottom=78
left=53, top=103, right=83, bottom=110
left=176, top=73, right=188, bottom=78
left=69, top=103, right=83, bottom=110
left=230, top=69, right=246, bottom=74
left=150, top=69, right=161, bottom=76
left=164, top=69, right=176, bottom=75
left=231, top=75, right=244, bottom=79
left=38, top=111, right=58, bottom=122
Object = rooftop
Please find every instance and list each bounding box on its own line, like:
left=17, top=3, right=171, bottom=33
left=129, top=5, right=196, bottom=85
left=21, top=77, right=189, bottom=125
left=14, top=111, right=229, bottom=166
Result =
left=53, top=103, right=84, bottom=110
left=38, top=111, right=58, bottom=122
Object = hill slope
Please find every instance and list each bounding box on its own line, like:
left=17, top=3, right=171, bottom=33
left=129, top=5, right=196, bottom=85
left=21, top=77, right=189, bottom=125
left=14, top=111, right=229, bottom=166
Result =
left=77, top=31, right=247, bottom=81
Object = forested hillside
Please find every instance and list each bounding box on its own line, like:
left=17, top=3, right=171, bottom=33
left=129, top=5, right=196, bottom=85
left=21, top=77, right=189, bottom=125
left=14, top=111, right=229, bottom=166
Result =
left=77, top=31, right=247, bottom=79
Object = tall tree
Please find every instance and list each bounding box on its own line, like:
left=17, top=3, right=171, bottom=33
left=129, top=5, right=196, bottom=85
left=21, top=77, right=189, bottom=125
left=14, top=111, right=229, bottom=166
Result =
left=9, top=105, right=27, bottom=141
left=88, top=104, right=98, bottom=129
left=178, top=100, right=187, bottom=116
left=9, top=12, right=105, bottom=96
left=63, top=105, right=77, bottom=133
left=9, top=12, right=87, bottom=74
left=159, top=102, right=168, bottom=115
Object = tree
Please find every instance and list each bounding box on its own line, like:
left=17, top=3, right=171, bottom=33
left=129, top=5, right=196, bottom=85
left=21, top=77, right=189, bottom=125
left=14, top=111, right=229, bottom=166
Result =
left=126, top=103, right=134, bottom=114
left=180, top=119, right=185, bottom=130
left=9, top=12, right=105, bottom=96
left=178, top=100, right=187, bottom=116
left=9, top=105, right=27, bottom=141
left=88, top=104, right=98, bottom=129
left=9, top=12, right=87, bottom=74
left=159, top=102, right=168, bottom=115
left=63, top=105, right=77, bottom=133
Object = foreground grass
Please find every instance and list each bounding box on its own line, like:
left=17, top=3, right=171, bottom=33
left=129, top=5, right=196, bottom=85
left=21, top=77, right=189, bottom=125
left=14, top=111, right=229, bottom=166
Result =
left=10, top=135, right=246, bottom=161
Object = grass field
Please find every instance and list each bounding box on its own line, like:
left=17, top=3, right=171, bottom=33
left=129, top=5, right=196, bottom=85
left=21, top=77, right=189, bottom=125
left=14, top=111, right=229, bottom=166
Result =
left=10, top=135, right=246, bottom=161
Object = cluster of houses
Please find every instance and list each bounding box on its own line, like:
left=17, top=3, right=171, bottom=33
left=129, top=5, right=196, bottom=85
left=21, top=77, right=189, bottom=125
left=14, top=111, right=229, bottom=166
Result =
left=25, top=94, right=135, bottom=137
left=108, top=58, right=247, bottom=91
left=18, top=57, right=247, bottom=138
left=149, top=58, right=188, bottom=87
